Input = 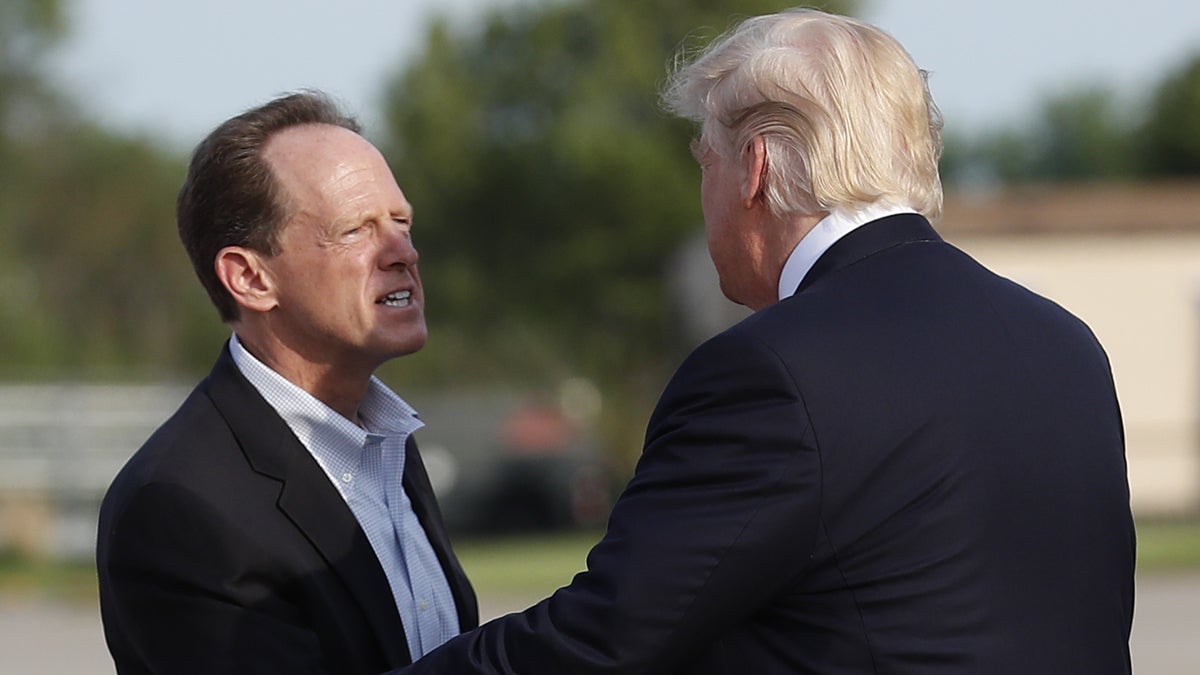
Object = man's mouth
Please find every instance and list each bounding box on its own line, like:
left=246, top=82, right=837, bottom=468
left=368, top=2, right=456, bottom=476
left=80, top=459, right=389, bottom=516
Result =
left=377, top=290, right=412, bottom=308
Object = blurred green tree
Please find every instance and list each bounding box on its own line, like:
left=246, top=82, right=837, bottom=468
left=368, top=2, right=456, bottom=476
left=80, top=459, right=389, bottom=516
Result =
left=0, top=0, right=215, bottom=378
left=379, top=1, right=859, bottom=464
left=4, top=127, right=214, bottom=377
left=1142, top=52, right=1200, bottom=176
left=0, top=0, right=64, bottom=122
left=0, top=0, right=70, bottom=374
left=943, top=49, right=1200, bottom=187
left=380, top=1, right=856, bottom=379
left=946, top=84, right=1140, bottom=186
left=1030, top=85, right=1139, bottom=180
left=0, top=0, right=66, bottom=225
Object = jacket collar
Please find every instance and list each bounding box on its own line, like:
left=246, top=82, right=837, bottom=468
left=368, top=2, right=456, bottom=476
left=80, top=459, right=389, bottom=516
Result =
left=201, top=344, right=415, bottom=665
left=793, top=213, right=942, bottom=296
left=402, top=435, right=480, bottom=631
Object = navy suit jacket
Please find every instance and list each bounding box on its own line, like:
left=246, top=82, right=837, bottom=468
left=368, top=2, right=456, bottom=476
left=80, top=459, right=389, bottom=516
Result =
left=97, top=345, right=478, bottom=674
left=395, top=214, right=1134, bottom=674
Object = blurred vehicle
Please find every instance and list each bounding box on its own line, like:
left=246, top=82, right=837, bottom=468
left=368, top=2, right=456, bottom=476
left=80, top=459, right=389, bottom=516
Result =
left=410, top=389, right=614, bottom=535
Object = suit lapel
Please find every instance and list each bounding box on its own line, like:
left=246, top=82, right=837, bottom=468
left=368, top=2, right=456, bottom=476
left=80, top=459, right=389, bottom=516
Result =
left=202, top=345, right=413, bottom=666
left=403, top=436, right=480, bottom=630
left=795, top=213, right=942, bottom=296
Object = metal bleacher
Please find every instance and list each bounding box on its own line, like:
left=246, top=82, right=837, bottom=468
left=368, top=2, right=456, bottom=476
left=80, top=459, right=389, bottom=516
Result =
left=0, top=383, right=190, bottom=559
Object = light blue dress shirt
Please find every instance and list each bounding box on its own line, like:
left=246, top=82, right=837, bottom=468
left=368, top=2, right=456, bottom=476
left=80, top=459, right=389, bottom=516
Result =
left=229, top=334, right=459, bottom=659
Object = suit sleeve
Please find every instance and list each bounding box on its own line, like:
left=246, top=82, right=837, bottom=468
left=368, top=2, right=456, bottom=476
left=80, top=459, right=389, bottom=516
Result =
left=393, top=332, right=823, bottom=674
left=99, top=482, right=332, bottom=675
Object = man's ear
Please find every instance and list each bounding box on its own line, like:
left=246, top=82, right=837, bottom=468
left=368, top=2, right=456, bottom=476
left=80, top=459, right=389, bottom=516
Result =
left=742, top=135, right=768, bottom=209
left=215, top=246, right=277, bottom=314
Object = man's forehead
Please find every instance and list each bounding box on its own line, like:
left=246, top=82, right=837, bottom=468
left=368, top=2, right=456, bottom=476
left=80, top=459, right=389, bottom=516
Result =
left=263, top=124, right=387, bottom=204
left=263, top=124, right=359, bottom=169
left=264, top=124, right=409, bottom=227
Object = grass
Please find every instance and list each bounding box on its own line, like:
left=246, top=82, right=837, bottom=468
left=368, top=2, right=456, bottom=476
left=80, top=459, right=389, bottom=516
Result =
left=454, top=529, right=601, bottom=596
left=1135, top=519, right=1200, bottom=573
left=452, top=520, right=1200, bottom=596
left=2, top=520, right=1198, bottom=603
left=0, top=551, right=98, bottom=602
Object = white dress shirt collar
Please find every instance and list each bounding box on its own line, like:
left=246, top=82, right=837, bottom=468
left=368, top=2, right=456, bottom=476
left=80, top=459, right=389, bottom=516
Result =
left=777, top=201, right=918, bottom=300
left=228, top=333, right=459, bottom=658
left=227, top=333, right=422, bottom=450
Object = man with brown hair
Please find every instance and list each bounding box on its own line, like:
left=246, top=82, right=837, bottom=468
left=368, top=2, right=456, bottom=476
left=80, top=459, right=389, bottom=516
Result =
left=97, top=90, right=476, bottom=674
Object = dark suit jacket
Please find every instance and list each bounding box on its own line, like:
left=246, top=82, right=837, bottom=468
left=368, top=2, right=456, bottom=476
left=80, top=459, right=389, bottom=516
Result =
left=396, top=214, right=1135, bottom=674
left=97, top=344, right=478, bottom=675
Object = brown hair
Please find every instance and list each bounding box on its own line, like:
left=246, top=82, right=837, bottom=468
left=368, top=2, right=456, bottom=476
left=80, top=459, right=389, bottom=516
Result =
left=176, top=90, right=360, bottom=322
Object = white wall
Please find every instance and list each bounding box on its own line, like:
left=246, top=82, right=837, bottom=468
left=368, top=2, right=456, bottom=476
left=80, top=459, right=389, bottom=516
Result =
left=952, top=232, right=1200, bottom=515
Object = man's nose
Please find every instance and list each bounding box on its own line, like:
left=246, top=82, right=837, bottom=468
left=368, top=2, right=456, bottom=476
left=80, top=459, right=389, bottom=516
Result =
left=382, top=221, right=419, bottom=267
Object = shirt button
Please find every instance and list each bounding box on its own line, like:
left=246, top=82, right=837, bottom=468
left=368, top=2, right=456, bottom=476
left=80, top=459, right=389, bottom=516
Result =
left=342, top=472, right=353, bottom=483
left=418, top=599, right=429, bottom=611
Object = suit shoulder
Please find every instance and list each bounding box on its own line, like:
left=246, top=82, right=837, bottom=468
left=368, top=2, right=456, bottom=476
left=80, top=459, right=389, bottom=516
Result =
left=691, top=315, right=787, bottom=362
left=102, top=384, right=233, bottom=502
left=708, top=295, right=814, bottom=353
left=669, top=316, right=802, bottom=397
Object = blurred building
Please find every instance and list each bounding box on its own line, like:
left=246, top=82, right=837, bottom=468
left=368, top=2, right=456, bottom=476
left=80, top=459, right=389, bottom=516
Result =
left=2, top=180, right=1197, bottom=560
left=0, top=381, right=612, bottom=560
left=0, top=384, right=189, bottom=559
left=942, top=181, right=1200, bottom=516
left=671, top=180, right=1200, bottom=517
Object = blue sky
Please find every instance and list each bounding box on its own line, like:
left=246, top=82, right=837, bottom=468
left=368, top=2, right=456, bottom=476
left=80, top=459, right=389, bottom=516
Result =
left=48, top=0, right=1200, bottom=148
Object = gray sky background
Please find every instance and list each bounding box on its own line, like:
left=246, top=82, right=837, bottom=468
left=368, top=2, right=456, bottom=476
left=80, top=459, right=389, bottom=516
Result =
left=48, top=0, right=1200, bottom=149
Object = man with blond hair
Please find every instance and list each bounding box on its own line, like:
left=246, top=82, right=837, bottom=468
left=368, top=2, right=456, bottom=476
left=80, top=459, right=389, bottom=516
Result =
left=395, top=8, right=1135, bottom=674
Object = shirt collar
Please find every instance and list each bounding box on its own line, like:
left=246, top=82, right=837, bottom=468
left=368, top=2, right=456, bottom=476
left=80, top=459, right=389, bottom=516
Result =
left=777, top=201, right=919, bottom=300
left=228, top=333, right=423, bottom=449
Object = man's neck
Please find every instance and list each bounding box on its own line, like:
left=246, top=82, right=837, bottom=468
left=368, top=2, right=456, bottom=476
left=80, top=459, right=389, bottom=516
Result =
left=232, top=326, right=372, bottom=424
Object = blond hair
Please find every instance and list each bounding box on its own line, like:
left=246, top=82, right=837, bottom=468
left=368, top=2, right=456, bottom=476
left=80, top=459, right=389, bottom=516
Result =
left=662, top=8, right=944, bottom=222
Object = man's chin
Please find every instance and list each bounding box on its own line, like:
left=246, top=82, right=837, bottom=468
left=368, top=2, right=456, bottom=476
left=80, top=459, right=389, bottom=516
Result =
left=717, top=280, right=747, bottom=308
left=386, top=331, right=428, bottom=359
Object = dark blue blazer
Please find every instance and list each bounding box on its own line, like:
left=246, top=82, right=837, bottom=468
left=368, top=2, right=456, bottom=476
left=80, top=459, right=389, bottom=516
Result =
left=398, top=214, right=1135, bottom=674
left=97, top=345, right=478, bottom=674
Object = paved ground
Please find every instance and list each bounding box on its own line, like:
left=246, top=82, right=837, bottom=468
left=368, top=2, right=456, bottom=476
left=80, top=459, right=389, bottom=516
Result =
left=2, top=573, right=1195, bottom=673
left=1130, top=572, right=1200, bottom=674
